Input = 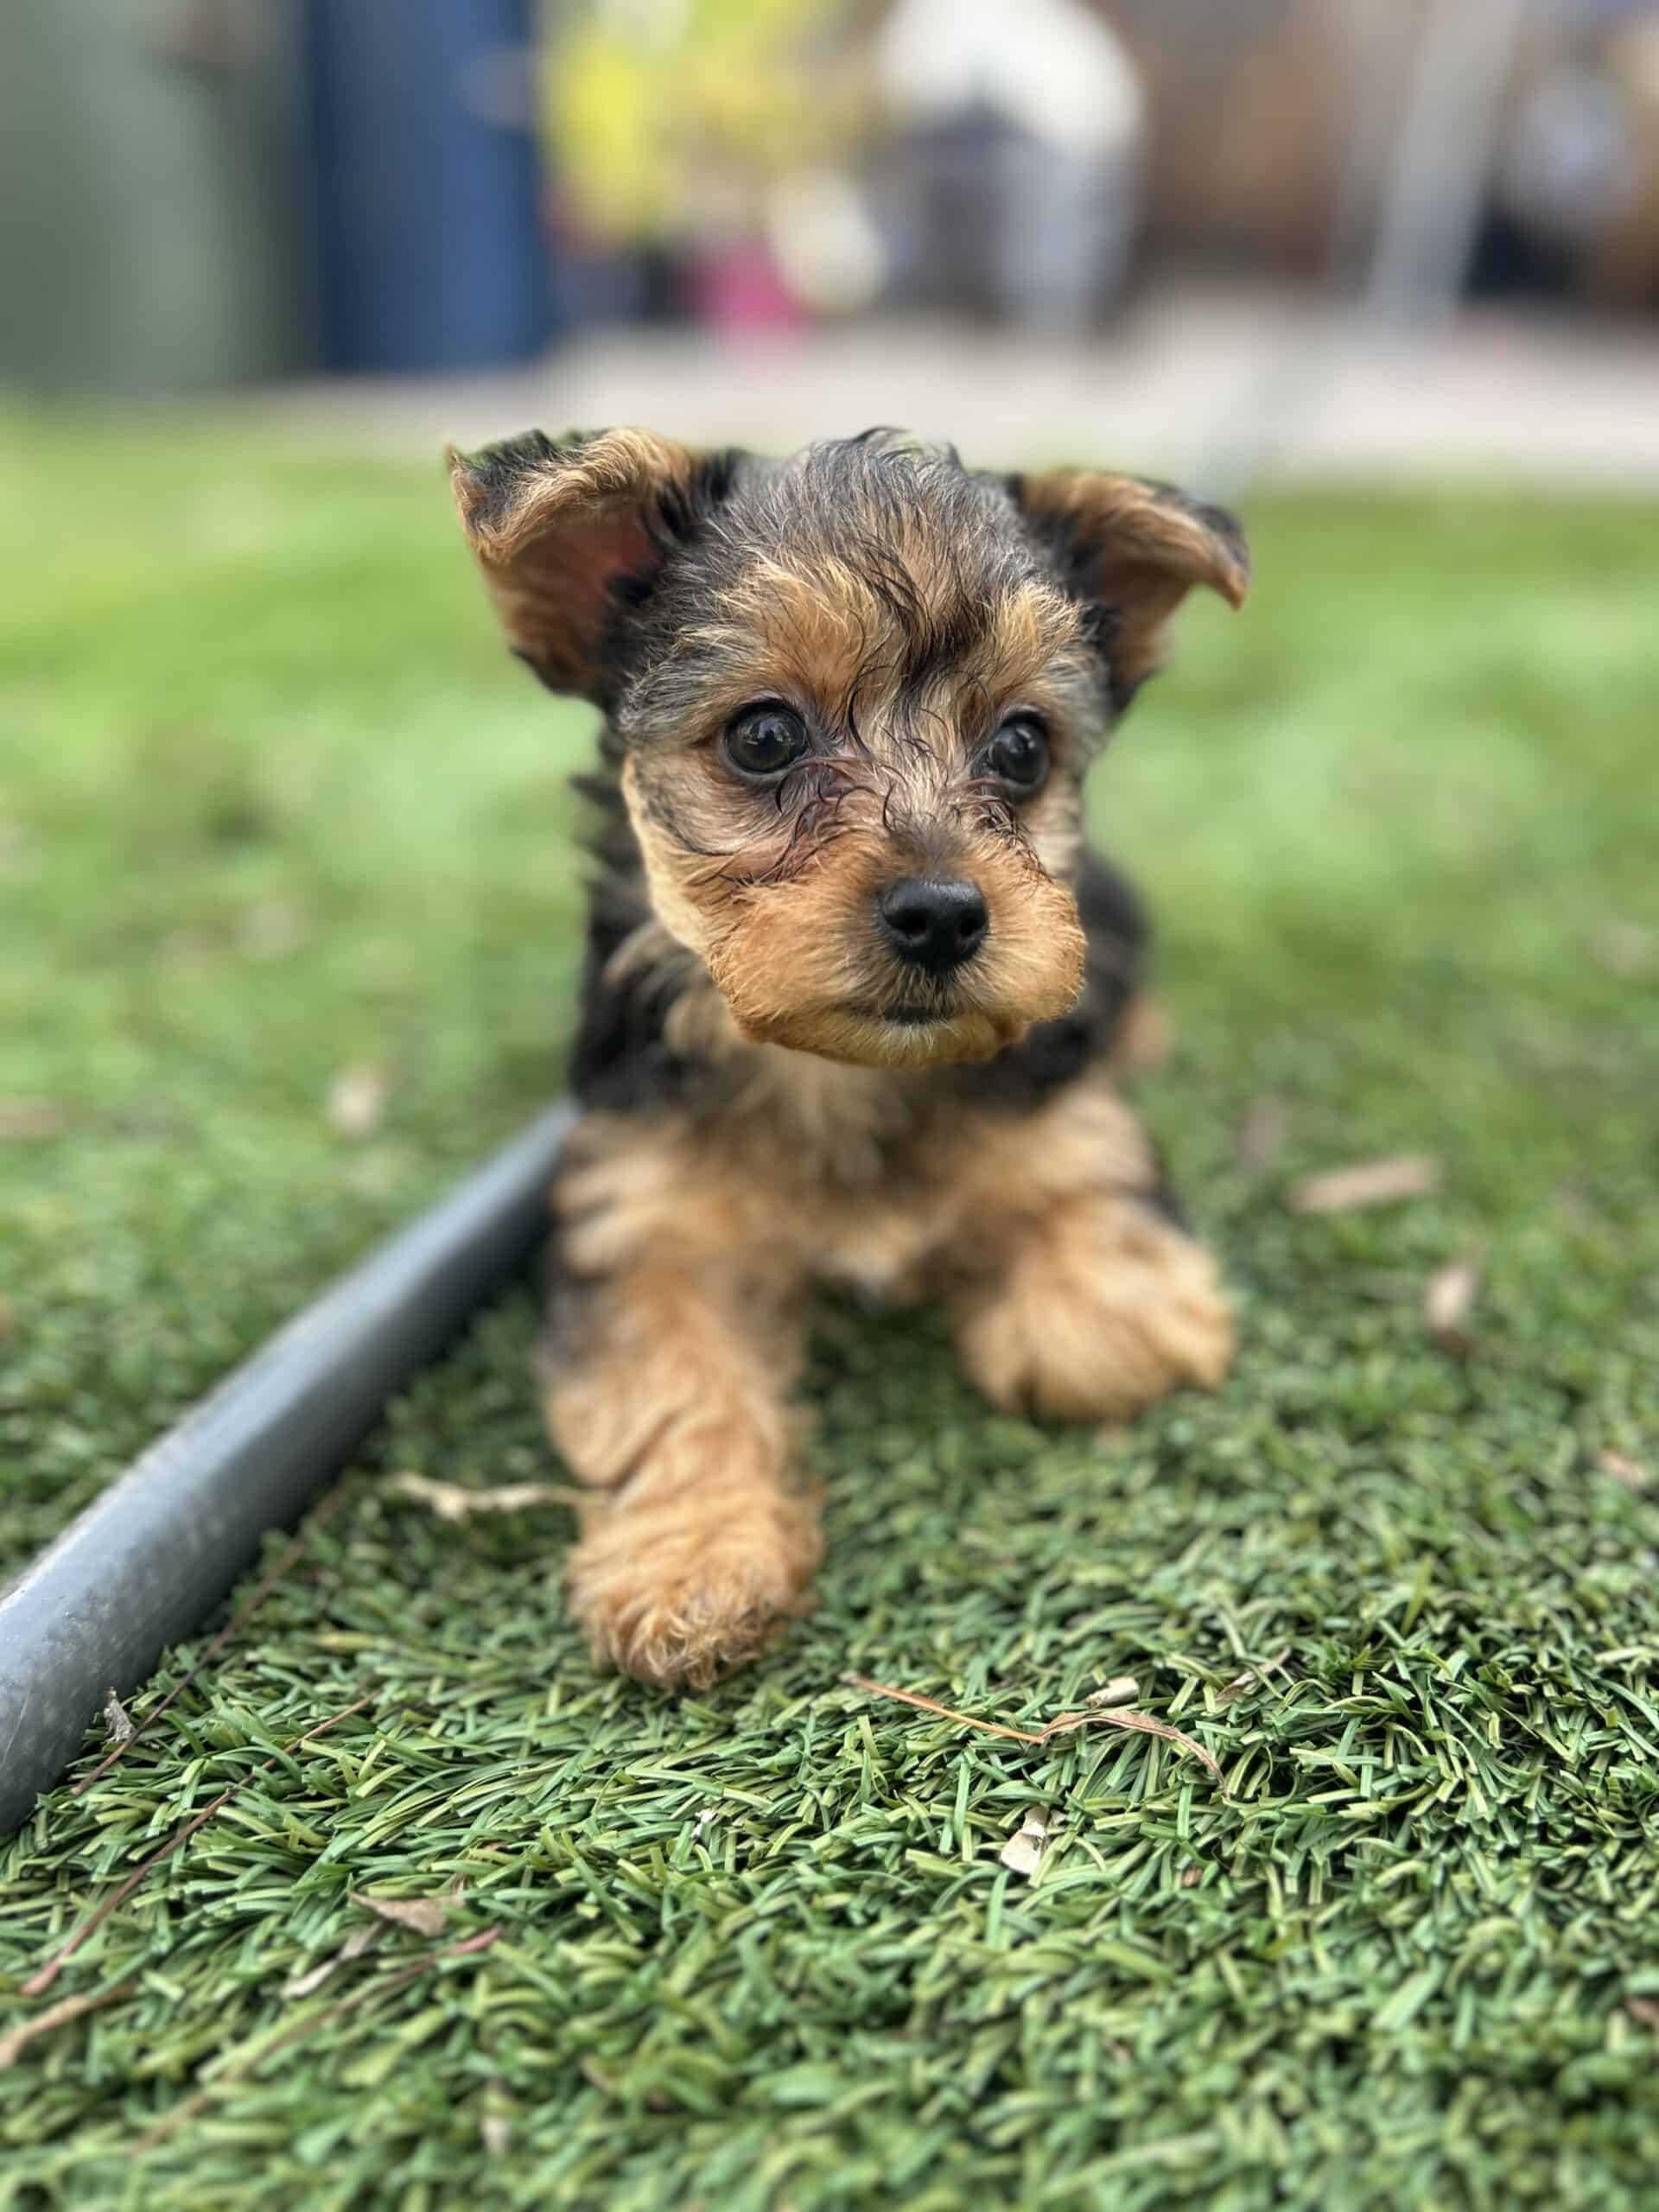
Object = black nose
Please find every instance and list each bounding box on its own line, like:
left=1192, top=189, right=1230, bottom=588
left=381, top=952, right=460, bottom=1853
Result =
left=876, top=877, right=989, bottom=976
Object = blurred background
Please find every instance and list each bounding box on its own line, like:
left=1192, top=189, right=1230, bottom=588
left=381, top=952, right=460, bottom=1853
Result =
left=5, top=0, right=1659, bottom=480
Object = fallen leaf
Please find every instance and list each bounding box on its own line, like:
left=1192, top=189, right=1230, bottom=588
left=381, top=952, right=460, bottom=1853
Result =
left=1592, top=921, right=1654, bottom=978
left=1179, top=1866, right=1202, bottom=1887
left=100, top=1690, right=134, bottom=1745
left=283, top=1924, right=381, bottom=2000
left=1598, top=1450, right=1650, bottom=1493
left=999, top=1805, right=1058, bottom=1877
left=480, top=2111, right=513, bottom=2156
left=0, top=1986, right=131, bottom=2068
left=1086, top=1676, right=1140, bottom=1707
left=350, top=1891, right=459, bottom=1940
left=387, top=1471, right=581, bottom=1521
left=1424, top=1253, right=1482, bottom=1357
left=1236, top=1096, right=1292, bottom=1173
left=238, top=899, right=307, bottom=960
left=326, top=1061, right=391, bottom=1138
left=840, top=1673, right=1224, bottom=1785
left=1289, top=1154, right=1441, bottom=1215
left=1624, top=1995, right=1659, bottom=2034
left=0, top=1100, right=67, bottom=1142
left=1219, top=1650, right=1292, bottom=1702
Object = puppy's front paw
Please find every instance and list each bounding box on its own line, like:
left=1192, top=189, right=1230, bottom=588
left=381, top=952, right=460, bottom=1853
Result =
left=565, top=1475, right=822, bottom=1690
left=953, top=1195, right=1235, bottom=1425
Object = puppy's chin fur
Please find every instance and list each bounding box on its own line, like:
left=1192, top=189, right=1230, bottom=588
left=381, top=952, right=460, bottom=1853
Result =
left=689, top=861, right=1090, bottom=1077
left=706, top=906, right=1089, bottom=1072
left=723, top=1002, right=1032, bottom=1071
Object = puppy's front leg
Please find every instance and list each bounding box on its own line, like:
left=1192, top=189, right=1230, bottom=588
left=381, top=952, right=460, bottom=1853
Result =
left=541, top=1118, right=820, bottom=1688
left=941, top=1078, right=1236, bottom=1425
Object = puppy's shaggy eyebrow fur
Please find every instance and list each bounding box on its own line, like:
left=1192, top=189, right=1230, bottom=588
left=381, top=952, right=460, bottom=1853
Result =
left=622, top=435, right=1091, bottom=723
left=448, top=425, right=1249, bottom=1689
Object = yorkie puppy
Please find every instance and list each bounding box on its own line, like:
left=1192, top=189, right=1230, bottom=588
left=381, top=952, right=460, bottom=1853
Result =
left=450, top=429, right=1249, bottom=1689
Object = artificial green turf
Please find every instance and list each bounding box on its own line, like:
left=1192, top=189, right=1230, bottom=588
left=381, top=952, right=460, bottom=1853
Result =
left=2, top=413, right=1657, bottom=2209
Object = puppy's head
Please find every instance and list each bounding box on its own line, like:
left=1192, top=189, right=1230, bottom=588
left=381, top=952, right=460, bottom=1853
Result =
left=450, top=429, right=1247, bottom=1071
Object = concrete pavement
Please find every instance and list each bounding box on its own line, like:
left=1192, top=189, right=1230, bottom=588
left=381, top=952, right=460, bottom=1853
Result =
left=243, top=282, right=1659, bottom=493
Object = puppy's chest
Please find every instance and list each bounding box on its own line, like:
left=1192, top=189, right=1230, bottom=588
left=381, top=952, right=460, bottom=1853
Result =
left=721, top=1049, right=957, bottom=1298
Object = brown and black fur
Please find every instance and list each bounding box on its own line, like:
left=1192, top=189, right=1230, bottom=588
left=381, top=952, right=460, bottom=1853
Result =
left=449, top=429, right=1249, bottom=1688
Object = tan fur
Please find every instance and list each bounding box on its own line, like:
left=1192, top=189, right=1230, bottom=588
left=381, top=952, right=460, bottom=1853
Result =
left=682, top=552, right=1085, bottom=724
left=542, top=1073, right=1233, bottom=1687
left=565, top=1477, right=823, bottom=1690
left=1016, top=472, right=1249, bottom=698
left=951, top=1197, right=1234, bottom=1422
left=615, top=522, right=1102, bottom=1065
left=939, top=1081, right=1235, bottom=1422
left=705, top=832, right=1085, bottom=1069
left=546, top=1140, right=821, bottom=1687
left=622, top=751, right=1087, bottom=1074
left=553, top=1038, right=1173, bottom=1300
left=454, top=429, right=696, bottom=563
left=449, top=430, right=698, bottom=696
left=603, top=926, right=926, bottom=1182
left=679, top=556, right=881, bottom=711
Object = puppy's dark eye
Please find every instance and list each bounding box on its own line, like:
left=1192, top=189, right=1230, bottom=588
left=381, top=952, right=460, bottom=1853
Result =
left=984, top=715, right=1050, bottom=791
left=724, top=702, right=809, bottom=778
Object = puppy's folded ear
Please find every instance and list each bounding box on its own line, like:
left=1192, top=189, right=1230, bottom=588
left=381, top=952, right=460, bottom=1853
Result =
left=1009, top=470, right=1249, bottom=712
left=448, top=428, right=734, bottom=700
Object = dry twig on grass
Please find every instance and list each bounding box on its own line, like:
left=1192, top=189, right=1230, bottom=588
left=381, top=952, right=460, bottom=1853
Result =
left=386, top=1471, right=582, bottom=1521
left=841, top=1674, right=1223, bottom=1784
left=0, top=1986, right=132, bottom=2069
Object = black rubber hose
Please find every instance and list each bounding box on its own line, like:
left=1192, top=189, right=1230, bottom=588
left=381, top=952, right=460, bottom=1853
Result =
left=0, top=1102, right=573, bottom=1834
